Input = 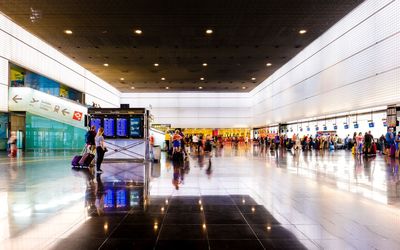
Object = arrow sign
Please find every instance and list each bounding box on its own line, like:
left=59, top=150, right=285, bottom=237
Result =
left=62, top=108, right=70, bottom=116
left=12, top=95, right=22, bottom=103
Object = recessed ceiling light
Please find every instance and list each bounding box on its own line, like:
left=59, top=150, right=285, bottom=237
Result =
left=134, top=29, right=142, bottom=35
left=154, top=63, right=159, bottom=67
left=242, top=86, right=247, bottom=89
left=165, top=86, right=169, bottom=89
left=200, top=77, right=205, bottom=81
left=266, top=63, right=272, bottom=67
left=131, top=86, right=135, bottom=89
left=206, top=29, right=213, bottom=34
left=198, top=86, right=203, bottom=89
left=202, top=63, right=208, bottom=67
left=161, top=77, right=166, bottom=81
left=103, top=63, right=109, bottom=67
left=64, top=29, right=73, bottom=35
left=251, top=77, right=256, bottom=81
left=120, top=77, right=125, bottom=81
left=299, top=29, right=307, bottom=34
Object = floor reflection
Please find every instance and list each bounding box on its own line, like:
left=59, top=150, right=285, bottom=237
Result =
left=0, top=146, right=399, bottom=249
left=50, top=194, right=307, bottom=250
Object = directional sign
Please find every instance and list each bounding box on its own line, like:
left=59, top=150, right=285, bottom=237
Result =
left=62, top=108, right=70, bottom=116
left=8, top=87, right=87, bottom=128
left=12, top=95, right=22, bottom=103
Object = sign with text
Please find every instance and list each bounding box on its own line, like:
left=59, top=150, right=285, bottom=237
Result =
left=8, top=87, right=87, bottom=128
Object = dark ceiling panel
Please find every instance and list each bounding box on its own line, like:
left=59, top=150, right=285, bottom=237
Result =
left=0, top=0, right=364, bottom=92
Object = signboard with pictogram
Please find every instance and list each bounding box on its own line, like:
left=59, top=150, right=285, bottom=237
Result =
left=8, top=87, right=87, bottom=128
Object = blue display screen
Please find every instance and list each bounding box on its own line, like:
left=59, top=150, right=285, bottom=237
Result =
left=116, top=189, right=126, bottom=208
left=323, top=126, right=327, bottom=131
left=315, top=127, right=319, bottom=131
left=130, top=117, right=143, bottom=138
left=333, top=125, right=338, bottom=130
left=103, top=118, right=115, bottom=137
left=369, top=122, right=374, bottom=128
left=116, top=118, right=128, bottom=137
left=354, top=124, right=359, bottom=129
left=90, top=118, right=101, bottom=132
left=344, top=124, right=349, bottom=129
left=104, top=189, right=114, bottom=208
left=307, top=127, right=310, bottom=131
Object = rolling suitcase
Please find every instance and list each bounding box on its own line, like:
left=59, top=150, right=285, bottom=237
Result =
left=71, top=146, right=89, bottom=168
left=71, top=155, right=82, bottom=167
left=79, top=152, right=95, bottom=167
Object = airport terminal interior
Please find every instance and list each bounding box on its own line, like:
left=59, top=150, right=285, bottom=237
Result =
left=0, top=0, right=399, bottom=249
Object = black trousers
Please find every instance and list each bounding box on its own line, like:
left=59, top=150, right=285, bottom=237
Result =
left=96, top=146, right=105, bottom=170
left=165, top=140, right=170, bottom=151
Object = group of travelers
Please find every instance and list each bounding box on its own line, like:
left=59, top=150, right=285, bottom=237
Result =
left=253, top=128, right=400, bottom=158
left=164, top=131, right=215, bottom=156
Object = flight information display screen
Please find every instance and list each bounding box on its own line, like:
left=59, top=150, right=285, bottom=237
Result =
left=116, top=189, right=126, bottom=208
left=130, top=117, right=143, bottom=138
left=104, top=189, right=114, bottom=208
left=116, top=118, right=128, bottom=137
left=103, top=118, right=115, bottom=137
left=90, top=118, right=102, bottom=132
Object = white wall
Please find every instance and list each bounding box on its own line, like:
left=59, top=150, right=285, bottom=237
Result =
left=250, top=0, right=400, bottom=127
left=0, top=13, right=120, bottom=108
left=1, top=0, right=399, bottom=131
left=121, top=92, right=252, bottom=128
left=0, top=57, right=8, bottom=112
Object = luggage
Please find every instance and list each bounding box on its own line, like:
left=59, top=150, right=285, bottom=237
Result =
left=71, top=155, right=82, bottom=167
left=78, top=152, right=95, bottom=167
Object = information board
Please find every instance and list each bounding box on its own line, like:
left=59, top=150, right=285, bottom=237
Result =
left=104, top=189, right=114, bottom=208
left=130, top=117, right=143, bottom=138
left=116, top=118, right=128, bottom=137
left=116, top=189, right=127, bottom=208
left=104, top=118, right=115, bottom=137
left=90, top=118, right=102, bottom=131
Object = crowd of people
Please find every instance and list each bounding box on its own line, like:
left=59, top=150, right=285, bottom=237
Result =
left=253, top=128, right=400, bottom=157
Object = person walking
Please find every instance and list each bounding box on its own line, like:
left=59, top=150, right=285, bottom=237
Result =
left=7, top=131, right=17, bottom=158
left=165, top=131, right=171, bottom=152
left=95, top=127, right=106, bottom=173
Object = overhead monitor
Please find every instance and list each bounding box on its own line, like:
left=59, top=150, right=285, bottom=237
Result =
left=116, top=117, right=128, bottom=137
left=130, top=117, right=143, bottom=138
left=103, top=117, right=115, bottom=137
left=90, top=118, right=102, bottom=132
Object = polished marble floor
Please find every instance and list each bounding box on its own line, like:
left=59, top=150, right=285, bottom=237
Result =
left=0, top=145, right=399, bottom=249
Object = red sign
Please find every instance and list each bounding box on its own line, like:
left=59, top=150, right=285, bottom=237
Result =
left=72, top=111, right=83, bottom=121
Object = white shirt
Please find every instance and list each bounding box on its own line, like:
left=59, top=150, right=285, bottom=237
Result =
left=192, top=135, right=199, bottom=143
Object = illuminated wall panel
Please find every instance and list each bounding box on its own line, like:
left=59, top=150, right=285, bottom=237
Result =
left=121, top=93, right=252, bottom=128
left=250, top=0, right=400, bottom=127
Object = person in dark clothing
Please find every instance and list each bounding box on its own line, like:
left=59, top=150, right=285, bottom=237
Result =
left=364, top=131, right=373, bottom=154
left=86, top=125, right=97, bottom=153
